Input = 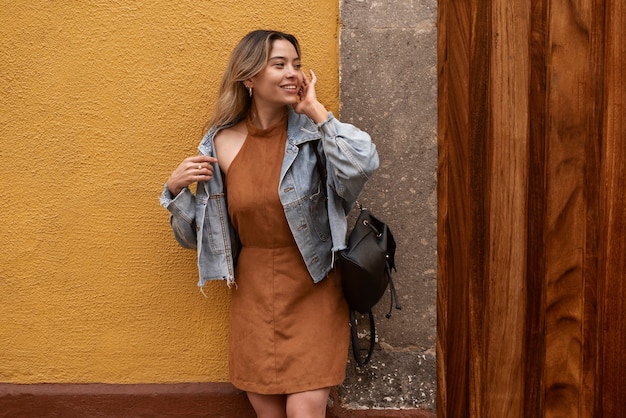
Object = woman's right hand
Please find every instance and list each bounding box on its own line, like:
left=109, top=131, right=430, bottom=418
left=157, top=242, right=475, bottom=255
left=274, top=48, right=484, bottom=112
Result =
left=167, top=155, right=218, bottom=196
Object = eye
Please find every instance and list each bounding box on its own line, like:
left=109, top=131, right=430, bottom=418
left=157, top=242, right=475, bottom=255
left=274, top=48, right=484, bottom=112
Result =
left=295, top=62, right=302, bottom=70
left=274, top=62, right=285, bottom=68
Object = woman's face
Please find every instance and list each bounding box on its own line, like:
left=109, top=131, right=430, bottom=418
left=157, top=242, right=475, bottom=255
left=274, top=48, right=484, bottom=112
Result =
left=249, top=39, right=303, bottom=108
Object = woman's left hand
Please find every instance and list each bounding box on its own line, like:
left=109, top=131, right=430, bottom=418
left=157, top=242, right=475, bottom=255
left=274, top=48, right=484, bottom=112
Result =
left=293, top=69, right=328, bottom=124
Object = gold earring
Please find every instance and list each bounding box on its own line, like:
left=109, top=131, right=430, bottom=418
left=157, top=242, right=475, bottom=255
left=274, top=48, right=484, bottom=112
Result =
left=248, top=86, right=252, bottom=97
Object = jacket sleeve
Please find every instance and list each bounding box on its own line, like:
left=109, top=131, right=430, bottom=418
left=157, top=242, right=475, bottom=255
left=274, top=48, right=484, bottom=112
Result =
left=317, top=112, right=379, bottom=206
left=160, top=183, right=197, bottom=249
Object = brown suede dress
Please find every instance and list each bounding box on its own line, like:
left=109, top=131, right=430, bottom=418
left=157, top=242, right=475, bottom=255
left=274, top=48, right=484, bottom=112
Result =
left=226, top=113, right=350, bottom=395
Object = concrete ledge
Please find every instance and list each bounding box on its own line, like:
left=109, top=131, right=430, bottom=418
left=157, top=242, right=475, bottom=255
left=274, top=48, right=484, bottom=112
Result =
left=0, top=382, right=255, bottom=418
left=0, top=383, right=435, bottom=417
left=328, top=389, right=435, bottom=417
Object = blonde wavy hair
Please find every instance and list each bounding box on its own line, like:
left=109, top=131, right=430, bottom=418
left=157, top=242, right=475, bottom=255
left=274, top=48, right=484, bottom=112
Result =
left=205, top=30, right=301, bottom=131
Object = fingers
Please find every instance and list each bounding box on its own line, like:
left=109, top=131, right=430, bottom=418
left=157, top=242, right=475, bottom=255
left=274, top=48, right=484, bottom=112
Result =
left=300, top=69, right=316, bottom=88
left=184, top=156, right=217, bottom=171
left=187, top=159, right=215, bottom=178
left=168, top=155, right=218, bottom=195
left=293, top=69, right=324, bottom=120
left=189, top=155, right=218, bottom=164
left=299, top=70, right=317, bottom=103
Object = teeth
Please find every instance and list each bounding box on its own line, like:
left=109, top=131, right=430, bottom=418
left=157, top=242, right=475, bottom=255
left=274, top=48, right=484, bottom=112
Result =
left=282, top=86, right=297, bottom=89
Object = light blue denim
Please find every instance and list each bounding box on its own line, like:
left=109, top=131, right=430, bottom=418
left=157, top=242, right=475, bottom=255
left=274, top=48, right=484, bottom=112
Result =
left=160, top=108, right=379, bottom=288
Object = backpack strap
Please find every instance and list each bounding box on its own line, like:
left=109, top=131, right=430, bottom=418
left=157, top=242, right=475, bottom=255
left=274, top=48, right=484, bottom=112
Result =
left=350, top=309, right=376, bottom=367
left=386, top=267, right=402, bottom=319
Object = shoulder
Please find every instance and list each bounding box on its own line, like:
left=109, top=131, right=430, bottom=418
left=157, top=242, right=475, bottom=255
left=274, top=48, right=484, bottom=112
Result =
left=214, top=120, right=246, bottom=142
left=214, top=120, right=247, bottom=174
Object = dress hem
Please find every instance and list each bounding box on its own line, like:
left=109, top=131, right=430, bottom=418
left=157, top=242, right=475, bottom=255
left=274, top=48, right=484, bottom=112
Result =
left=230, top=375, right=346, bottom=395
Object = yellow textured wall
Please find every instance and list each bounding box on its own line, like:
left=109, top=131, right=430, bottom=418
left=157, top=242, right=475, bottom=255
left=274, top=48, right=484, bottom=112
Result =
left=0, top=2, right=338, bottom=384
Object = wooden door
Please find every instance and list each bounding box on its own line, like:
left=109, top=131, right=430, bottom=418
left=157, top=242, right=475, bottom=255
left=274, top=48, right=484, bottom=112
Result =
left=436, top=0, right=625, bottom=416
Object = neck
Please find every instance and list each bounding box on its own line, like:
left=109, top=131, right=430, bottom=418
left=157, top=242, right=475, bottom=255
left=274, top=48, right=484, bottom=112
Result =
left=248, top=103, right=288, bottom=129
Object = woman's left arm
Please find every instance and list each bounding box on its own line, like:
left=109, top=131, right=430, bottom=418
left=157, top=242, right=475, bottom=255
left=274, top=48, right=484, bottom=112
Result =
left=316, top=115, right=379, bottom=204
left=294, top=70, right=379, bottom=203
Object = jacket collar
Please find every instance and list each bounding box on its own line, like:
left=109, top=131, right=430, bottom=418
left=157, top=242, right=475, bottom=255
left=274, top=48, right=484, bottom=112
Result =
left=287, top=107, right=322, bottom=145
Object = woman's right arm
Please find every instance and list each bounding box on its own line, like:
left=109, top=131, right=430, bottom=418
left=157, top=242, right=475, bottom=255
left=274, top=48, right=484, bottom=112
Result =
left=160, top=155, right=218, bottom=248
left=166, top=155, right=218, bottom=196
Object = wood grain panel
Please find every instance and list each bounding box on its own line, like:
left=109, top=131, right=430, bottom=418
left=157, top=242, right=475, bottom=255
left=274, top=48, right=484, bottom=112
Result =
left=436, top=0, right=472, bottom=416
left=482, top=0, right=530, bottom=417
left=581, top=1, right=605, bottom=417
left=544, top=1, right=598, bottom=416
left=467, top=0, right=491, bottom=416
left=435, top=1, right=449, bottom=416
left=525, top=0, right=549, bottom=416
left=600, top=1, right=626, bottom=416
left=438, top=0, right=623, bottom=416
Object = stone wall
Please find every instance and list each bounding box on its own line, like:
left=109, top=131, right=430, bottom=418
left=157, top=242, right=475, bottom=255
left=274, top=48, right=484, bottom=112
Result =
left=339, top=0, right=438, bottom=411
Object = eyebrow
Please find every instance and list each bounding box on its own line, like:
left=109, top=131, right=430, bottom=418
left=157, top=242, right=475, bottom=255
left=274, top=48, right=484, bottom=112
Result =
left=268, top=56, right=301, bottom=61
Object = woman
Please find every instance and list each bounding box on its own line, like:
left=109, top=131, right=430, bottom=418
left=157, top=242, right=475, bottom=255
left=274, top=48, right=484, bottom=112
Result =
left=161, top=30, right=379, bottom=417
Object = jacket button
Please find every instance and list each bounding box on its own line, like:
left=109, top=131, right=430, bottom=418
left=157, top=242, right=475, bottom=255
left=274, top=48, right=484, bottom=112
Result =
left=297, top=224, right=307, bottom=231
left=283, top=187, right=294, bottom=193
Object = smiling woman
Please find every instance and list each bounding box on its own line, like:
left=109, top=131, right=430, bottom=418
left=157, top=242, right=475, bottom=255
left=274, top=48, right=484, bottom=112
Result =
left=0, top=0, right=351, bottom=415
left=244, top=41, right=304, bottom=111
left=160, top=30, right=379, bottom=418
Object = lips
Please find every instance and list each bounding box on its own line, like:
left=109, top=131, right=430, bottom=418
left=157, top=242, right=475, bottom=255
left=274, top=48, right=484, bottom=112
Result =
left=281, top=84, right=298, bottom=91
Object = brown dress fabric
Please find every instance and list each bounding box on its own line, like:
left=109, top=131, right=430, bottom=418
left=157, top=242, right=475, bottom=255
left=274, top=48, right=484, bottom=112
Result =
left=226, top=113, right=350, bottom=395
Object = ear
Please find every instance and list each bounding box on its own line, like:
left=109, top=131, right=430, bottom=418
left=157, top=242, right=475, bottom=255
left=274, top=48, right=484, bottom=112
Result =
left=243, top=80, right=253, bottom=89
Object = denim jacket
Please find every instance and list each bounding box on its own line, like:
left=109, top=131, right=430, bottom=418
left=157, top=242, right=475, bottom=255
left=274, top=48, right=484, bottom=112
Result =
left=160, top=108, right=379, bottom=288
